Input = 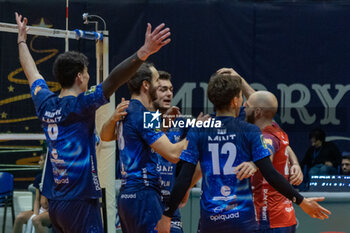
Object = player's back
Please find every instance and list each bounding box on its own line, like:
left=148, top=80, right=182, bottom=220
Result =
left=31, top=80, right=108, bottom=200
left=181, top=116, right=269, bottom=232
left=118, top=99, right=163, bottom=192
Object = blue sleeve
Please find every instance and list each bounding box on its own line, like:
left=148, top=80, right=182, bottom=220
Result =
left=166, top=125, right=186, bottom=143
left=141, top=127, right=164, bottom=146
left=76, top=84, right=109, bottom=112
left=31, top=79, right=55, bottom=117
left=179, top=128, right=200, bottom=165
left=247, top=125, right=271, bottom=162
left=33, top=173, right=42, bottom=190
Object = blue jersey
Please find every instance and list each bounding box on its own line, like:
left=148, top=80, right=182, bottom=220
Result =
left=180, top=116, right=270, bottom=230
left=238, top=106, right=246, bottom=120
left=31, top=79, right=108, bottom=200
left=157, top=121, right=185, bottom=197
left=118, top=99, right=164, bottom=191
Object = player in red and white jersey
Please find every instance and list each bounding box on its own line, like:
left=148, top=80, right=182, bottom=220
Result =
left=246, top=91, right=299, bottom=233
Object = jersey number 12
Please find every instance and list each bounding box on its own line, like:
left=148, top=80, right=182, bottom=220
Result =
left=209, top=142, right=237, bottom=175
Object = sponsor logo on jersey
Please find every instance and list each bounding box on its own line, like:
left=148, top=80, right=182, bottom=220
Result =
left=51, top=148, right=58, bottom=159
left=221, top=185, right=231, bottom=196
left=264, top=138, right=273, bottom=147
left=120, top=193, right=136, bottom=199
left=84, top=85, right=96, bottom=95
left=213, top=190, right=237, bottom=201
left=210, top=212, right=240, bottom=221
left=34, top=86, right=42, bottom=95
left=171, top=221, right=183, bottom=229
left=260, top=134, right=267, bottom=149
left=208, top=134, right=236, bottom=142
left=54, top=177, right=69, bottom=184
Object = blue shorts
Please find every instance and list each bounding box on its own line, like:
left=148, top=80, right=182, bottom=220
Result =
left=118, top=187, right=163, bottom=233
left=48, top=199, right=103, bottom=233
left=259, top=225, right=296, bottom=233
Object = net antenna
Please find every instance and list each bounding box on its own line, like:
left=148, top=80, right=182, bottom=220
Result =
left=65, top=0, right=69, bottom=51
left=0, top=16, right=115, bottom=233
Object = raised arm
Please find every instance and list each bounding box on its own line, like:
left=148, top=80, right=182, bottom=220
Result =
left=15, top=12, right=44, bottom=87
left=240, top=75, right=255, bottom=99
left=102, top=23, right=171, bottom=98
left=216, top=67, right=255, bottom=99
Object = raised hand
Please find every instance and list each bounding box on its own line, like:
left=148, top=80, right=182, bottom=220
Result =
left=216, top=67, right=241, bottom=76
left=196, top=112, right=210, bottom=122
left=15, top=12, right=28, bottom=44
left=299, top=197, right=331, bottom=220
left=110, top=98, right=130, bottom=123
left=137, top=23, right=171, bottom=61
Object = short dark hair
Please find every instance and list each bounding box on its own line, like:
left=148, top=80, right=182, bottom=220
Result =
left=158, top=70, right=171, bottom=81
left=207, top=72, right=242, bottom=111
left=127, top=62, right=154, bottom=95
left=342, top=156, right=350, bottom=161
left=53, top=51, right=89, bottom=88
left=309, top=128, right=326, bottom=142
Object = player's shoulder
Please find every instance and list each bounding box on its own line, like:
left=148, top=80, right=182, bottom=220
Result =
left=124, top=100, right=150, bottom=130
left=31, top=79, right=52, bottom=96
left=127, top=99, right=147, bottom=113
left=239, top=119, right=260, bottom=132
left=264, top=122, right=288, bottom=141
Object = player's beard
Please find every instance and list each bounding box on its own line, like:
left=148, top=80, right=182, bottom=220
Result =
left=245, top=112, right=256, bottom=124
left=153, top=100, right=168, bottom=114
left=149, top=83, right=158, bottom=102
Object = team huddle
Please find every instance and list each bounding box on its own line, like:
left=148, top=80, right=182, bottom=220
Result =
left=15, top=11, right=330, bottom=233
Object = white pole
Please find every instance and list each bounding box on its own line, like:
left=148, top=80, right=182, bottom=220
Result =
left=95, top=31, right=116, bottom=233
left=65, top=0, right=69, bottom=51
left=0, top=133, right=45, bottom=140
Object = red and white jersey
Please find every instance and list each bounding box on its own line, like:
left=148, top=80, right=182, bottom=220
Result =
left=251, top=122, right=296, bottom=229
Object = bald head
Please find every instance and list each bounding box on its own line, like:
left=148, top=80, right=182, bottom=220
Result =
left=247, top=91, right=278, bottom=119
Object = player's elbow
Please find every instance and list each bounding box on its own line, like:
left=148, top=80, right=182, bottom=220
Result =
left=163, top=152, right=180, bottom=164
left=169, top=156, right=180, bottom=164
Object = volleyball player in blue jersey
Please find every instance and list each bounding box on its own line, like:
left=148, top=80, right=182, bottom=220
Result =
left=152, top=71, right=184, bottom=233
left=16, top=12, right=171, bottom=233
left=156, top=71, right=330, bottom=233
left=100, top=64, right=188, bottom=233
